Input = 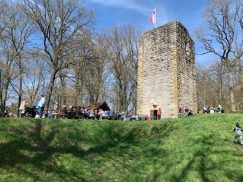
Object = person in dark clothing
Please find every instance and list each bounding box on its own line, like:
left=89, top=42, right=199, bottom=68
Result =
left=187, top=110, right=193, bottom=116
left=234, top=122, right=243, bottom=145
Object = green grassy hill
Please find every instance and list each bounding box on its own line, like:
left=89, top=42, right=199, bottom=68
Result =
left=0, top=114, right=243, bottom=182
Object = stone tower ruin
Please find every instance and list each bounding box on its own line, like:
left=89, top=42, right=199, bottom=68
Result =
left=137, top=21, right=197, bottom=118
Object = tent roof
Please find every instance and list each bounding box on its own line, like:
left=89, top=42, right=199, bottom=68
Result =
left=85, top=101, right=110, bottom=110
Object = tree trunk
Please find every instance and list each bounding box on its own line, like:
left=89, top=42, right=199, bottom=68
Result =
left=1, top=63, right=11, bottom=116
left=75, top=74, right=84, bottom=106
left=17, top=60, right=23, bottom=116
left=60, top=75, right=66, bottom=105
left=0, top=69, right=2, bottom=116
left=228, top=71, right=236, bottom=112
left=219, top=69, right=224, bottom=104
left=74, top=73, right=80, bottom=106
left=46, top=70, right=57, bottom=112
left=1, top=82, right=10, bottom=116
left=0, top=88, right=3, bottom=116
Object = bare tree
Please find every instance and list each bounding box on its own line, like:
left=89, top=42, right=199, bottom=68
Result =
left=72, top=32, right=95, bottom=104
left=0, top=0, right=5, bottom=37
left=197, top=0, right=243, bottom=111
left=0, top=1, right=32, bottom=115
left=0, top=0, right=5, bottom=115
left=108, top=26, right=139, bottom=113
left=22, top=0, right=94, bottom=111
left=236, top=0, right=243, bottom=30
left=0, top=58, right=15, bottom=115
left=196, top=65, right=216, bottom=110
left=1, top=2, right=33, bottom=115
left=84, top=35, right=109, bottom=103
left=24, top=55, right=47, bottom=106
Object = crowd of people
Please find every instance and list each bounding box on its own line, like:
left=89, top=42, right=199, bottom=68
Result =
left=3, top=97, right=197, bottom=120
left=56, top=105, right=115, bottom=120
left=203, top=105, right=224, bottom=114
left=18, top=96, right=129, bottom=120
left=0, top=106, right=14, bottom=117
left=5, top=97, right=228, bottom=121
left=178, top=106, right=193, bottom=117
left=19, top=95, right=46, bottom=118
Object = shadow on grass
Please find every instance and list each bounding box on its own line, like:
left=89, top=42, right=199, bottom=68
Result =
left=237, top=174, right=243, bottom=182
left=0, top=120, right=177, bottom=181
left=170, top=135, right=213, bottom=182
left=167, top=133, right=243, bottom=182
left=1, top=120, right=242, bottom=181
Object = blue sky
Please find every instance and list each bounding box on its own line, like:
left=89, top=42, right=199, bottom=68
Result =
left=86, top=0, right=213, bottom=65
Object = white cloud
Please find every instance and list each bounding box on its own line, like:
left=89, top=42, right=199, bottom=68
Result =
left=89, top=0, right=150, bottom=15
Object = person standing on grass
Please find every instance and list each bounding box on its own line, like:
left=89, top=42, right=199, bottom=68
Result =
left=157, top=108, right=162, bottom=120
left=35, top=100, right=40, bottom=118
left=89, top=109, right=94, bottom=120
left=39, top=95, right=45, bottom=118
left=19, top=99, right=27, bottom=117
left=99, top=109, right=103, bottom=120
left=234, top=122, right=243, bottom=145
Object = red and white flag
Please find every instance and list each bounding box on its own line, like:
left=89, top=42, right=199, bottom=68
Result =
left=150, top=8, right=156, bottom=27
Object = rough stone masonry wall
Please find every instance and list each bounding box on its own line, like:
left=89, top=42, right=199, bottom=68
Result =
left=137, top=21, right=197, bottom=118
left=176, top=24, right=197, bottom=113
left=137, top=22, right=178, bottom=118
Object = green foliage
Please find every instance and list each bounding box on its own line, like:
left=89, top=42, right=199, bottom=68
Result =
left=0, top=115, right=242, bottom=181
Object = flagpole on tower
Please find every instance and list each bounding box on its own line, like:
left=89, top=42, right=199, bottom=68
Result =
left=150, top=8, right=157, bottom=28
left=154, top=8, right=157, bottom=28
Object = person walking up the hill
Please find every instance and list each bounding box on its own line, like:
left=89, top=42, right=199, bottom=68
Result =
left=234, top=122, right=243, bottom=145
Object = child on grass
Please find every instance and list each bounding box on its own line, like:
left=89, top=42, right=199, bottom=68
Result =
left=234, top=122, right=243, bottom=145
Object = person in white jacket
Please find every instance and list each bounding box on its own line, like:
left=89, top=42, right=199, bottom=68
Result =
left=19, top=99, right=27, bottom=117
left=39, top=95, right=45, bottom=118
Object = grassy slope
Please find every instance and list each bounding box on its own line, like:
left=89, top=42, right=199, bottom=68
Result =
left=0, top=114, right=243, bottom=182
